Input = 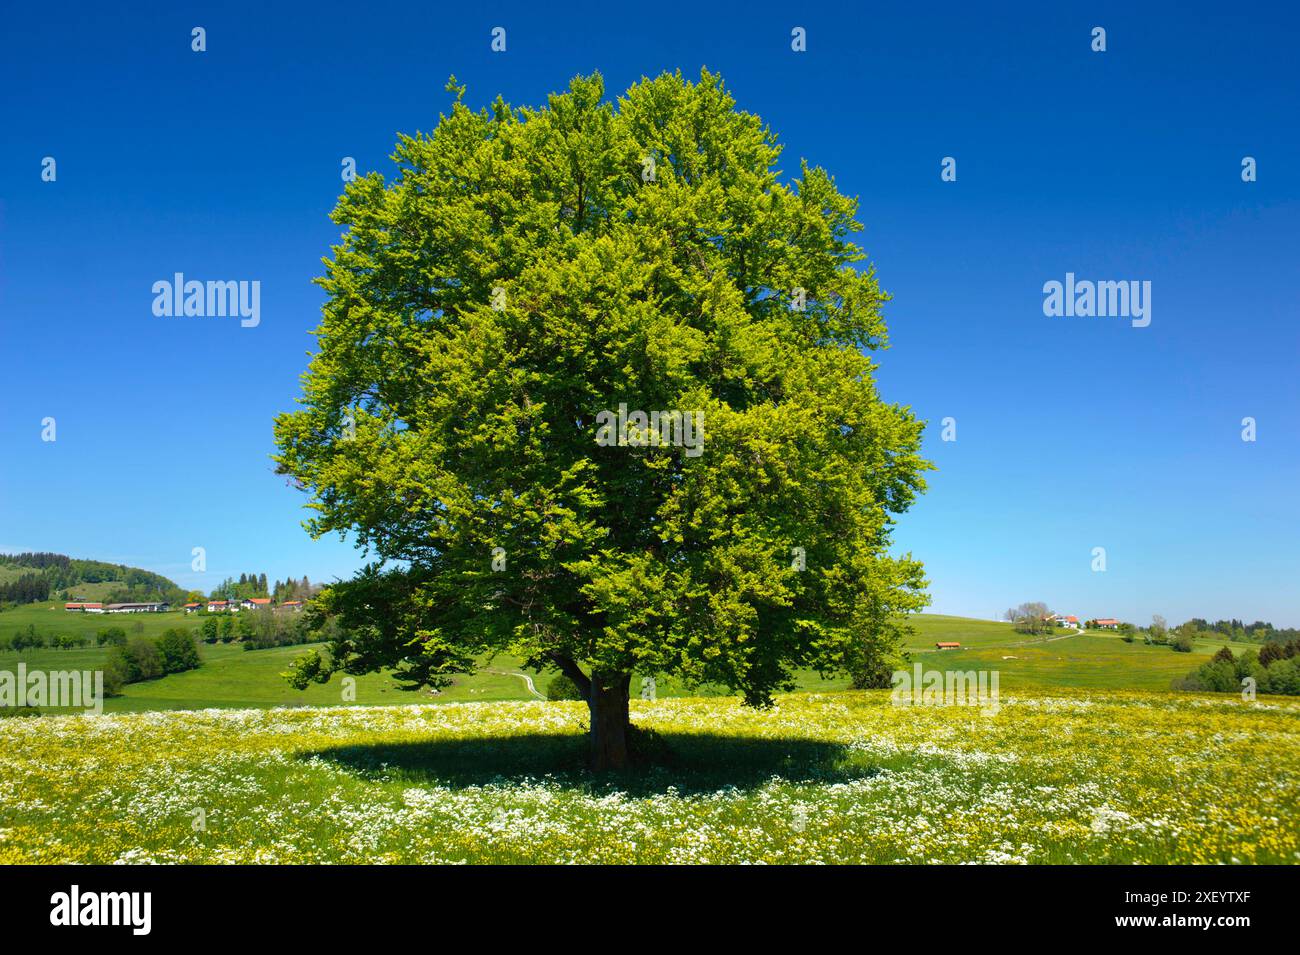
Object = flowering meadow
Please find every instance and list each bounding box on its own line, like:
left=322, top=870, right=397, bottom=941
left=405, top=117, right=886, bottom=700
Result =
left=2, top=690, right=1297, bottom=864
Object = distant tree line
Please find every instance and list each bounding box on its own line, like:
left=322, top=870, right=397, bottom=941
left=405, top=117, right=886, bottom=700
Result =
left=1133, top=616, right=1300, bottom=653
left=0, top=552, right=186, bottom=607
left=103, top=629, right=202, bottom=695
left=0, top=573, right=52, bottom=606
left=1001, top=605, right=1299, bottom=652
left=1, top=623, right=94, bottom=651
left=272, top=576, right=318, bottom=602
left=0, top=553, right=327, bottom=613
left=196, top=608, right=321, bottom=651
left=1004, top=602, right=1054, bottom=636
left=1177, top=639, right=1300, bottom=696
left=210, top=572, right=270, bottom=600
left=206, top=573, right=319, bottom=603
left=0, top=622, right=202, bottom=695
left=1181, top=618, right=1300, bottom=645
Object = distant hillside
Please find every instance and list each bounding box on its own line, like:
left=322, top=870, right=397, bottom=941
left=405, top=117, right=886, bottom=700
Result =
left=0, top=552, right=185, bottom=608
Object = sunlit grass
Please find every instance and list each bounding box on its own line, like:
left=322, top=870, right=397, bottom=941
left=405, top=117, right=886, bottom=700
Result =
left=3, top=689, right=1296, bottom=864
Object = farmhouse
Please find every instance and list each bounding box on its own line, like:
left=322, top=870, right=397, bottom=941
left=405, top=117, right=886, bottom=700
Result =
left=64, top=602, right=104, bottom=612
left=935, top=641, right=961, bottom=650
left=184, top=602, right=202, bottom=613
left=242, top=598, right=272, bottom=610
left=1050, top=614, right=1079, bottom=626
left=280, top=600, right=303, bottom=612
left=104, top=602, right=169, bottom=614
left=1093, top=618, right=1120, bottom=630
left=206, top=599, right=231, bottom=613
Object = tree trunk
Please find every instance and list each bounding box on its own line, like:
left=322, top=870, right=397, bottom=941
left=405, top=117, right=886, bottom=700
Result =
left=587, top=673, right=630, bottom=771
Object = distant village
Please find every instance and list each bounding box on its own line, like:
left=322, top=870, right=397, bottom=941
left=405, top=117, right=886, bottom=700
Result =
left=933, top=612, right=1120, bottom=650
left=64, top=598, right=304, bottom=614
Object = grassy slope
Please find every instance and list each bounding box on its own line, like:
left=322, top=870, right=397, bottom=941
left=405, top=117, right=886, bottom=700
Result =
left=0, top=602, right=196, bottom=640
left=0, top=605, right=1262, bottom=712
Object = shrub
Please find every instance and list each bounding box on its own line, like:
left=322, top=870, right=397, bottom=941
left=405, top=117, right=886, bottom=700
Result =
left=1193, top=659, right=1237, bottom=692
left=850, top=649, right=909, bottom=689
left=96, top=626, right=127, bottom=647
left=547, top=674, right=584, bottom=701
left=100, top=663, right=125, bottom=698
left=199, top=618, right=219, bottom=644
left=1171, top=632, right=1195, bottom=653
left=11, top=627, right=47, bottom=651
left=1183, top=644, right=1300, bottom=697
left=1262, top=657, right=1300, bottom=696
left=123, top=637, right=164, bottom=681
left=156, top=628, right=201, bottom=674
left=104, top=646, right=135, bottom=683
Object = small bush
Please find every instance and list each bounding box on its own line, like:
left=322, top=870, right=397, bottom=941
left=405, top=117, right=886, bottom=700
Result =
left=199, top=618, right=220, bottom=644
left=156, top=628, right=201, bottom=674
left=11, top=627, right=47, bottom=651
left=547, top=674, right=584, bottom=701
left=121, top=637, right=164, bottom=681
left=100, top=664, right=125, bottom=698
left=96, top=627, right=128, bottom=647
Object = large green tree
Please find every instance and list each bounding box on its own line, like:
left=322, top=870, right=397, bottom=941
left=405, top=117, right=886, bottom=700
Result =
left=275, top=70, right=931, bottom=769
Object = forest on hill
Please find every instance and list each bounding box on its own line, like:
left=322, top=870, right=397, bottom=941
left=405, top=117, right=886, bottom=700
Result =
left=0, top=552, right=185, bottom=606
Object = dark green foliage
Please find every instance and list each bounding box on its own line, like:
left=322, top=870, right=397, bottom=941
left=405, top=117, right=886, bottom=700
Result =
left=274, top=71, right=932, bottom=767
left=239, top=610, right=317, bottom=651
left=0, top=572, right=51, bottom=605
left=547, top=674, right=584, bottom=701
left=105, top=629, right=203, bottom=688
left=200, top=617, right=220, bottom=644
left=96, top=626, right=127, bottom=647
left=156, top=628, right=201, bottom=674
left=0, top=551, right=185, bottom=606
left=9, top=625, right=47, bottom=651
left=1182, top=639, right=1300, bottom=696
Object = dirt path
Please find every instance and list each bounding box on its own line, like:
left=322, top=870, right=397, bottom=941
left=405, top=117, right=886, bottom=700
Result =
left=486, top=668, right=545, bottom=700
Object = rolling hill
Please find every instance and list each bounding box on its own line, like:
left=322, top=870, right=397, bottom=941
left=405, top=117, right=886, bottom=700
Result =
left=0, top=606, right=1259, bottom=713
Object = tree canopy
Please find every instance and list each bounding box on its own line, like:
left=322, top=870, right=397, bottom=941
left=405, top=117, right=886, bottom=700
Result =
left=274, top=69, right=931, bottom=768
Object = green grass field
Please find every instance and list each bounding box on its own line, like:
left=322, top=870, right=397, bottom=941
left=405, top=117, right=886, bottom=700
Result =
left=3, top=689, right=1296, bottom=864
left=0, top=601, right=195, bottom=641
left=0, top=605, right=1259, bottom=712
left=3, top=602, right=1295, bottom=865
left=914, top=632, right=1253, bottom=691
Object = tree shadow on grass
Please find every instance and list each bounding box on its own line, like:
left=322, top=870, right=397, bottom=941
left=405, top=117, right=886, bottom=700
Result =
left=302, top=729, right=878, bottom=796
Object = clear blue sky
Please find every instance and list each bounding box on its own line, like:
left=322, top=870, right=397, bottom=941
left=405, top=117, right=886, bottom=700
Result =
left=1, top=2, right=1296, bottom=625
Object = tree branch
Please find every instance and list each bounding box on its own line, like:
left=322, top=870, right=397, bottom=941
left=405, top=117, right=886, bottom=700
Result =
left=545, top=652, right=592, bottom=698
